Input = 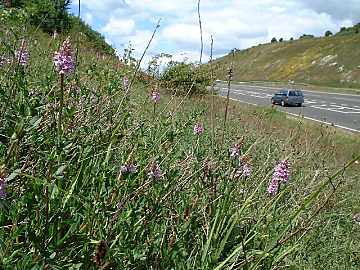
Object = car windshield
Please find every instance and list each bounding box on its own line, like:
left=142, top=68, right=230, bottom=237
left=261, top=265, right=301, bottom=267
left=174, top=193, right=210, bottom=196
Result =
left=275, top=92, right=286, bottom=96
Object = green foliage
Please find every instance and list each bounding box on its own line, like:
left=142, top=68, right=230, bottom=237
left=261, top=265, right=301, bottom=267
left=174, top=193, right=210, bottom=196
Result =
left=71, top=16, right=115, bottom=55
left=325, top=30, right=333, bottom=37
left=160, top=61, right=211, bottom=95
left=271, top=37, right=277, bottom=43
left=23, top=0, right=72, bottom=33
left=336, top=23, right=360, bottom=36
left=279, top=37, right=284, bottom=42
left=299, top=34, right=315, bottom=39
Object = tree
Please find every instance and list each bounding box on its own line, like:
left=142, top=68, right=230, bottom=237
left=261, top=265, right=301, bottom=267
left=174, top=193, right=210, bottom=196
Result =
left=271, top=37, right=277, bottom=43
left=325, top=30, right=333, bottom=37
left=340, top=26, right=347, bottom=32
left=279, top=38, right=284, bottom=42
left=10, top=0, right=72, bottom=33
left=290, top=37, right=294, bottom=41
left=300, top=34, right=314, bottom=39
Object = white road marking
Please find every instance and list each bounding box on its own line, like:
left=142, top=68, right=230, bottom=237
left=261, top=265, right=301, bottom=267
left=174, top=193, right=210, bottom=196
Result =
left=310, top=105, right=349, bottom=113
left=331, top=105, right=360, bottom=111
left=219, top=95, right=360, bottom=133
left=285, top=112, right=360, bottom=133
left=216, top=80, right=360, bottom=97
left=222, top=87, right=360, bottom=114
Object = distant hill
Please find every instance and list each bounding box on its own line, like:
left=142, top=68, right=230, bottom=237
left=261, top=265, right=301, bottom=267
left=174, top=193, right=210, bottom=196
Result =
left=212, top=23, right=360, bottom=89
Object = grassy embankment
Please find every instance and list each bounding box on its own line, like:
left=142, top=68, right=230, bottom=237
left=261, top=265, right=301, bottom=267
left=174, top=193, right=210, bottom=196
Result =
left=212, top=26, right=360, bottom=91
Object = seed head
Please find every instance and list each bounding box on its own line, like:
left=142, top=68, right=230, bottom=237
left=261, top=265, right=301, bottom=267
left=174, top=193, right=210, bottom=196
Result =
left=53, top=37, right=75, bottom=75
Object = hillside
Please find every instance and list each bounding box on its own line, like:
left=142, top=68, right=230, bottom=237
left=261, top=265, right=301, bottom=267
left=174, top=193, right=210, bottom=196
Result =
left=213, top=27, right=360, bottom=89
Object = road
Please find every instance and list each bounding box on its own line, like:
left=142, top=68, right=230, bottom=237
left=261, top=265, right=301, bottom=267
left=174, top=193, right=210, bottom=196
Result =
left=216, top=82, right=360, bottom=133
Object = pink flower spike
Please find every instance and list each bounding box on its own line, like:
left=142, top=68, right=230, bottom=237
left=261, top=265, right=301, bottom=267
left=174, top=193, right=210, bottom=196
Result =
left=242, top=163, right=252, bottom=177
left=0, top=177, right=6, bottom=199
left=229, top=144, right=241, bottom=158
left=15, top=39, right=28, bottom=66
left=120, top=164, right=138, bottom=174
left=193, top=122, right=204, bottom=135
left=147, top=162, right=162, bottom=180
left=123, top=76, right=129, bottom=91
left=53, top=37, right=75, bottom=75
left=267, top=178, right=279, bottom=195
left=151, top=91, right=160, bottom=103
left=267, top=159, right=290, bottom=195
left=273, top=160, right=290, bottom=183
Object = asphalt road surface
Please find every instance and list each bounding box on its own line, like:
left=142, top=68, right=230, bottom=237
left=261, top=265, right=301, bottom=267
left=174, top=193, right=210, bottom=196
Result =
left=216, top=82, right=360, bottom=133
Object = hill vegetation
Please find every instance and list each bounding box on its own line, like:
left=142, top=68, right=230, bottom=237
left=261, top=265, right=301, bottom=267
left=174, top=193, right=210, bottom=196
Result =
left=212, top=23, right=360, bottom=89
left=0, top=2, right=360, bottom=269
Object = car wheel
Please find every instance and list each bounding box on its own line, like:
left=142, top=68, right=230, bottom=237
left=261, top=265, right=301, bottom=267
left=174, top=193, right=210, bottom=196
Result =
left=281, top=100, right=286, bottom=107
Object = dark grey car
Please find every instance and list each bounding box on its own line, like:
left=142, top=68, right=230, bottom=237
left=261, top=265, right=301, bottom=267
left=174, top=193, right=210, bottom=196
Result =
left=271, top=90, right=304, bottom=107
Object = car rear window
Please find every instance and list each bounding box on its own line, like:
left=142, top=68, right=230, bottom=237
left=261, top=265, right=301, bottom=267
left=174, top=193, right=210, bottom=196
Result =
left=289, top=91, right=296, bottom=96
left=295, top=91, right=303, bottom=96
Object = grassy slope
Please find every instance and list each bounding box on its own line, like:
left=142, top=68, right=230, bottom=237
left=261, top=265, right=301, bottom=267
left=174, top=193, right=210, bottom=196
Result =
left=1, top=10, right=360, bottom=269
left=212, top=33, right=360, bottom=89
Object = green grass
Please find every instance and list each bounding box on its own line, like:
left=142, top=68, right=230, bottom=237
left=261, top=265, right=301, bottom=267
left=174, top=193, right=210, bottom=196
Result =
left=211, top=33, right=360, bottom=90
left=1, top=11, right=360, bottom=270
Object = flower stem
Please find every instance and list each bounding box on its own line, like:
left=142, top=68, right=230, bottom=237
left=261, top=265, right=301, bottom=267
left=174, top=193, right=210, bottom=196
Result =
left=58, top=73, right=64, bottom=138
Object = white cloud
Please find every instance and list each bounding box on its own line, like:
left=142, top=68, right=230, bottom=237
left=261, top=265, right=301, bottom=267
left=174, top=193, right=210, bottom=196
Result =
left=84, top=12, right=93, bottom=25
left=102, top=18, right=135, bottom=36
left=72, top=0, right=359, bottom=66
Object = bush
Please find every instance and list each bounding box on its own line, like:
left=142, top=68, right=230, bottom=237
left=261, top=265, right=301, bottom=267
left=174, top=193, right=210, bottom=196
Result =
left=300, top=34, right=315, bottom=39
left=271, top=37, right=277, bottom=43
left=325, top=30, right=333, bottom=37
left=160, top=61, right=210, bottom=95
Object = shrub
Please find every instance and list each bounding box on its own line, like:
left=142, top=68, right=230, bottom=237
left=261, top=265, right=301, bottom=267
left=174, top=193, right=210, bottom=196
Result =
left=300, top=34, right=315, bottom=39
left=271, top=37, right=277, bottom=43
left=325, top=30, right=333, bottom=37
left=160, top=61, right=210, bottom=95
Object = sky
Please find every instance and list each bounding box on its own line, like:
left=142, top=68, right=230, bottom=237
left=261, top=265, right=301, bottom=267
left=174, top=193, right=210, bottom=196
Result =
left=70, top=0, right=359, bottom=65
